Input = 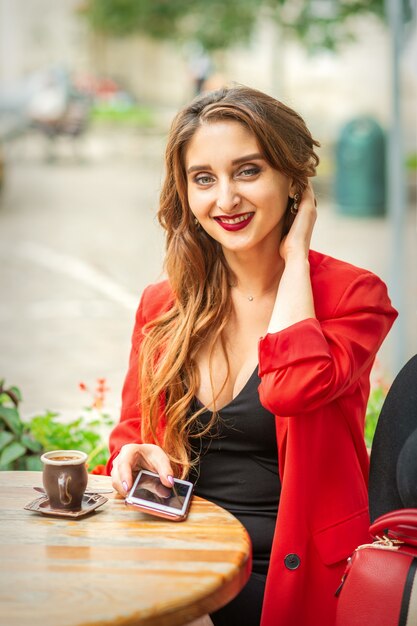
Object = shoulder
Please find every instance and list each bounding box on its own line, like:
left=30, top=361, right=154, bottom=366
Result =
left=138, top=280, right=174, bottom=322
left=309, top=250, right=390, bottom=317
left=309, top=249, right=375, bottom=281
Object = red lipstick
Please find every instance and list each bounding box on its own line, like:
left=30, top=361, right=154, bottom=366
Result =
left=214, top=212, right=254, bottom=232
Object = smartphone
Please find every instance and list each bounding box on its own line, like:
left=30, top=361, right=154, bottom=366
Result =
left=125, top=470, right=194, bottom=521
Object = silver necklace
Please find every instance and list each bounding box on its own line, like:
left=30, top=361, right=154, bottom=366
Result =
left=231, top=286, right=255, bottom=301
left=232, top=271, right=282, bottom=302
left=233, top=289, right=272, bottom=301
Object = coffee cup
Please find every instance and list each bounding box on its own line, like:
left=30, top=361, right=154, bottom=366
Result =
left=41, top=450, right=88, bottom=511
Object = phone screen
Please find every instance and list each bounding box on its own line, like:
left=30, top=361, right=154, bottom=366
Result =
left=130, top=473, right=190, bottom=511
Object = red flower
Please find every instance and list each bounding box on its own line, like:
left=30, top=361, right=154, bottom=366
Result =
left=90, top=464, right=108, bottom=476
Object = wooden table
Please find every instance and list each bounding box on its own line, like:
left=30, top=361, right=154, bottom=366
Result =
left=0, top=472, right=251, bottom=626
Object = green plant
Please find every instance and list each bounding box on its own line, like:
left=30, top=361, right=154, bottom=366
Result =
left=365, top=383, right=388, bottom=448
left=0, top=379, right=114, bottom=472
left=0, top=380, right=43, bottom=470
left=90, top=103, right=154, bottom=127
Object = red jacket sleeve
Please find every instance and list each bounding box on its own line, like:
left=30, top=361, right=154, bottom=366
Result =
left=106, top=290, right=148, bottom=474
left=106, top=282, right=173, bottom=474
left=258, top=271, right=397, bottom=416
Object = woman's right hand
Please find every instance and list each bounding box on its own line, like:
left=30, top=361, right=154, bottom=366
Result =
left=110, top=443, right=175, bottom=497
left=279, top=181, right=317, bottom=263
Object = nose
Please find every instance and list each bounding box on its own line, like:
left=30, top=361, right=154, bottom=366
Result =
left=216, top=179, right=240, bottom=213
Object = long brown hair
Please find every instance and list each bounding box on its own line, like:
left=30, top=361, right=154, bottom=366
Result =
left=139, top=85, right=320, bottom=477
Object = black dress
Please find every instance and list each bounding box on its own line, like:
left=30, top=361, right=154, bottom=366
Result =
left=188, top=368, right=280, bottom=626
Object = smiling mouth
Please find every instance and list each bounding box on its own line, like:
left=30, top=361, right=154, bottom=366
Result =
left=214, top=212, right=255, bottom=231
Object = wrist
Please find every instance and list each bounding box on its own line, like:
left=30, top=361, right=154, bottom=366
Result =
left=283, top=251, right=310, bottom=267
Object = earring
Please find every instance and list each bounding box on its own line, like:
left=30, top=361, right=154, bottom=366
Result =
left=290, top=193, right=300, bottom=215
left=194, top=217, right=201, bottom=229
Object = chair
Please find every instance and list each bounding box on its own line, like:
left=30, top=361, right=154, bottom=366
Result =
left=335, top=355, right=417, bottom=626
left=368, top=354, right=417, bottom=521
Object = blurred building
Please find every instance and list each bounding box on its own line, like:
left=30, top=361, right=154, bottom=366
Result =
left=1, top=0, right=416, bottom=155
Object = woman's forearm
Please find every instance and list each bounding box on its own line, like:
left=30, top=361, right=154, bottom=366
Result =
left=267, top=253, right=316, bottom=334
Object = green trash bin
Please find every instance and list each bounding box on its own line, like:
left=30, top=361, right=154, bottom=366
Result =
left=335, top=117, right=386, bottom=216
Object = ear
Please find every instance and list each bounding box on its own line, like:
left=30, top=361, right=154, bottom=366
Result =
left=288, top=179, right=297, bottom=198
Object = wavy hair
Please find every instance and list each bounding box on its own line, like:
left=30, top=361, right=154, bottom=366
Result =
left=139, top=85, right=320, bottom=477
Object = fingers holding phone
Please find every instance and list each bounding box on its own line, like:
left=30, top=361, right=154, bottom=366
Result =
left=111, top=443, right=175, bottom=496
left=126, top=470, right=194, bottom=521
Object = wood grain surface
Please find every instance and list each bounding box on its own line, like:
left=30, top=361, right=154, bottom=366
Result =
left=0, top=472, right=251, bottom=626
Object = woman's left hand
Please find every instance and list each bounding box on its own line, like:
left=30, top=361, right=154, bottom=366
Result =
left=280, top=181, right=317, bottom=263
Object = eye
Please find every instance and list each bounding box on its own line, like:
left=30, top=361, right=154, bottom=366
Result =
left=194, top=173, right=215, bottom=186
left=194, top=174, right=213, bottom=185
left=237, top=166, right=261, bottom=178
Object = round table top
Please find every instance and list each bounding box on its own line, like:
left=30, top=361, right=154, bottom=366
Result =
left=0, top=471, right=251, bottom=626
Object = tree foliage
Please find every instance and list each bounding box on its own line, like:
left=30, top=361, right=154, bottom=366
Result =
left=81, top=0, right=190, bottom=39
left=275, top=0, right=386, bottom=52
left=81, top=0, right=391, bottom=52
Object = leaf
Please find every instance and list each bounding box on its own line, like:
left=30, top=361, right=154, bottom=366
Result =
left=0, top=462, right=14, bottom=471
left=87, top=446, right=110, bottom=471
left=25, top=455, right=43, bottom=471
left=20, top=433, right=43, bottom=453
left=0, top=431, right=14, bottom=451
left=9, top=386, right=22, bottom=403
left=0, top=441, right=27, bottom=467
left=15, top=456, right=27, bottom=470
left=0, top=406, right=23, bottom=436
left=365, top=384, right=388, bottom=447
left=0, top=393, right=12, bottom=406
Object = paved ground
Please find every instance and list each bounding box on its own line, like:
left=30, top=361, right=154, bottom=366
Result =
left=0, top=128, right=415, bottom=419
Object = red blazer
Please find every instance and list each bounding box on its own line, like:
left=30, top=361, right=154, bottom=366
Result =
left=107, top=250, right=397, bottom=626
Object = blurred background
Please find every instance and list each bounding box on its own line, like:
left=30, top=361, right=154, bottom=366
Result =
left=0, top=0, right=416, bottom=422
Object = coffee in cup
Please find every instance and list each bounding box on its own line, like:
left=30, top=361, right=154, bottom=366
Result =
left=41, top=450, right=88, bottom=511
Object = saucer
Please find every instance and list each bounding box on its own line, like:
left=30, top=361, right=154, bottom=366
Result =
left=24, top=493, right=108, bottom=518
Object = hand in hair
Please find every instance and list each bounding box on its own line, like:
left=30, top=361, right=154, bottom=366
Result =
left=279, top=181, right=317, bottom=264
left=111, top=443, right=175, bottom=497
left=267, top=181, right=317, bottom=334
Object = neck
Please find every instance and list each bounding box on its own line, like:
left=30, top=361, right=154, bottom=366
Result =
left=224, top=246, right=284, bottom=300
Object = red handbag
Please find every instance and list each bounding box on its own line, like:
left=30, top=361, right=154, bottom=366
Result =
left=335, top=509, right=417, bottom=626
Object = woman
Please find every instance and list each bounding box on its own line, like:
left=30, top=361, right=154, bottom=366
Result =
left=107, top=85, right=397, bottom=626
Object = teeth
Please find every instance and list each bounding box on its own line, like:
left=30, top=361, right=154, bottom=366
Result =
left=219, top=213, right=252, bottom=224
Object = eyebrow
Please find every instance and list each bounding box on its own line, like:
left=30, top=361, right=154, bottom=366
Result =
left=186, top=153, right=265, bottom=174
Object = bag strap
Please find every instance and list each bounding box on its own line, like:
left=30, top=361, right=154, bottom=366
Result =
left=370, top=508, right=417, bottom=547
